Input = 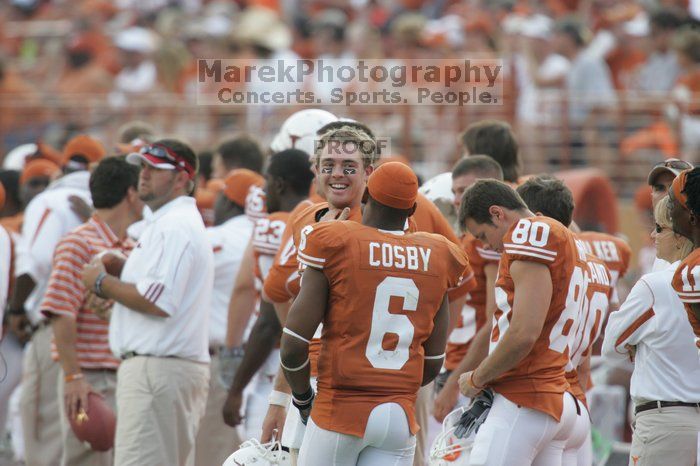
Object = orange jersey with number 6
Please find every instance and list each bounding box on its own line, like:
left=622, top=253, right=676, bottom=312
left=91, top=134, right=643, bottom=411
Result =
left=491, top=216, right=588, bottom=421
left=297, top=221, right=470, bottom=437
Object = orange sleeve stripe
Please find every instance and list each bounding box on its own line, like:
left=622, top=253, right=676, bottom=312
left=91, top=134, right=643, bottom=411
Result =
left=615, top=308, right=655, bottom=348
left=30, top=208, right=52, bottom=246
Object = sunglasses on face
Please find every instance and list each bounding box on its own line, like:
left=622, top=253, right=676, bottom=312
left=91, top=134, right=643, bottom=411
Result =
left=652, top=159, right=693, bottom=170
left=655, top=223, right=670, bottom=234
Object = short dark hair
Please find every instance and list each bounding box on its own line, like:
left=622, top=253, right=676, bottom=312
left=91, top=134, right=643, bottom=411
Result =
left=267, top=149, right=315, bottom=196
left=197, top=150, right=213, bottom=181
left=516, top=175, right=575, bottom=227
left=155, top=138, right=199, bottom=175
left=452, top=155, right=504, bottom=180
left=459, top=179, right=527, bottom=227
left=554, top=18, right=587, bottom=47
left=0, top=169, right=20, bottom=207
left=650, top=8, right=686, bottom=30
left=459, top=120, right=520, bottom=183
left=117, top=120, right=156, bottom=144
left=217, top=135, right=264, bottom=174
left=90, top=157, right=139, bottom=208
left=683, top=167, right=700, bottom=216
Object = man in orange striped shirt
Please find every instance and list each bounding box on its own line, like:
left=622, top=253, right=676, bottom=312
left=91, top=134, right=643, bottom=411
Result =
left=41, top=158, right=142, bottom=466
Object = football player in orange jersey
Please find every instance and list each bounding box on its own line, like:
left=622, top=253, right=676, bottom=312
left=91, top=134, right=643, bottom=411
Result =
left=457, top=180, right=584, bottom=466
left=433, top=156, right=503, bottom=422
left=221, top=149, right=315, bottom=432
left=280, top=162, right=470, bottom=466
left=669, top=168, right=700, bottom=347
left=517, top=176, right=614, bottom=465
left=261, top=124, right=378, bottom=459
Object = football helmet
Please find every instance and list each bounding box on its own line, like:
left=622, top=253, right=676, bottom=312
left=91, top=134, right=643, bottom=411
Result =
left=270, top=109, right=338, bottom=156
left=429, top=406, right=473, bottom=466
left=419, top=172, right=457, bottom=227
left=223, top=439, right=291, bottom=466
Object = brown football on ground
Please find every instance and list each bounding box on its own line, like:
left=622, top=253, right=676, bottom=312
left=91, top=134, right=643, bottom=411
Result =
left=100, top=251, right=125, bottom=277
left=68, top=393, right=116, bottom=452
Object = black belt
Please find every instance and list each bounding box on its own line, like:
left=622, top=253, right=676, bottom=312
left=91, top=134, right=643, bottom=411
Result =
left=121, top=351, right=177, bottom=360
left=635, top=401, right=700, bottom=415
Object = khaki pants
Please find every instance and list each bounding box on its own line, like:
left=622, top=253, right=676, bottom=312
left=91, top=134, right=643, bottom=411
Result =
left=57, top=369, right=117, bottom=466
left=413, top=382, right=433, bottom=466
left=20, top=324, right=62, bottom=466
left=114, top=356, right=209, bottom=466
left=630, top=405, right=700, bottom=466
left=194, top=353, right=242, bottom=466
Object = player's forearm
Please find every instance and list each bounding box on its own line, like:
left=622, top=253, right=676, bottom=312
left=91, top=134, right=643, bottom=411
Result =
left=224, top=285, right=257, bottom=347
left=52, top=315, right=82, bottom=376
left=447, top=295, right=466, bottom=334
left=446, top=324, right=491, bottom=387
left=280, top=335, right=312, bottom=395
left=230, top=302, right=282, bottom=393
left=101, top=277, right=168, bottom=317
left=272, top=301, right=292, bottom=327
left=8, top=274, right=36, bottom=311
left=474, top=327, right=536, bottom=385
left=272, top=367, right=292, bottom=394
left=422, top=359, right=443, bottom=386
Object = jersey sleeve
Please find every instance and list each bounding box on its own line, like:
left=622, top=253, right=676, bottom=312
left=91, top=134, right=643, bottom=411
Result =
left=296, top=222, right=345, bottom=271
left=40, top=235, right=90, bottom=319
left=673, top=257, right=700, bottom=303
left=262, top=220, right=298, bottom=303
left=502, top=218, right=562, bottom=266
left=601, top=277, right=656, bottom=361
left=443, top=237, right=473, bottom=291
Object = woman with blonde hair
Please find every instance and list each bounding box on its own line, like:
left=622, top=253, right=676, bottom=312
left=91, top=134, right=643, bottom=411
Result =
left=603, top=195, right=700, bottom=466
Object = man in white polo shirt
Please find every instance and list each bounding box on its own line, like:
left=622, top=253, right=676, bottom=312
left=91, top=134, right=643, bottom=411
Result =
left=195, top=168, right=263, bottom=466
left=81, top=139, right=213, bottom=466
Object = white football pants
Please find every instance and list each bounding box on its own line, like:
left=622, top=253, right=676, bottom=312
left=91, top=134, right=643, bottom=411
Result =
left=469, top=393, right=582, bottom=466
left=298, top=402, right=417, bottom=466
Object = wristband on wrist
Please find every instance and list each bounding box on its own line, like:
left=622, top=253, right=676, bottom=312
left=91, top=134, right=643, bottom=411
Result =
left=292, top=387, right=314, bottom=408
left=65, top=372, right=84, bottom=383
left=7, top=305, right=26, bottom=316
left=469, top=369, right=486, bottom=390
left=268, top=390, right=292, bottom=407
left=93, top=271, right=108, bottom=298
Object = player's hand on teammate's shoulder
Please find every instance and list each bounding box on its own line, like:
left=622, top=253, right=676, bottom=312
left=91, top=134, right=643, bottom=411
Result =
left=318, top=207, right=350, bottom=222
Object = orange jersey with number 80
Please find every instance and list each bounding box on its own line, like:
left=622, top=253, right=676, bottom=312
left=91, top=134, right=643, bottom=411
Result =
left=491, top=216, right=588, bottom=421
left=298, top=221, right=470, bottom=438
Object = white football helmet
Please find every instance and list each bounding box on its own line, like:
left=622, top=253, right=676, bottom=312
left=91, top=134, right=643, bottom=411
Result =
left=419, top=172, right=457, bottom=229
left=223, top=439, right=291, bottom=466
left=429, top=406, right=474, bottom=466
left=270, top=109, right=338, bottom=156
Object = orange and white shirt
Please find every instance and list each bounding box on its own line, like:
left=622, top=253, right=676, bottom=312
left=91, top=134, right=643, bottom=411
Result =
left=445, top=234, right=500, bottom=371
left=672, top=249, right=700, bottom=348
left=41, top=215, right=133, bottom=370
left=577, top=231, right=632, bottom=305
left=490, top=216, right=588, bottom=421
left=298, top=221, right=470, bottom=437
left=16, top=170, right=91, bottom=324
left=565, top=252, right=612, bottom=403
left=607, top=261, right=700, bottom=404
